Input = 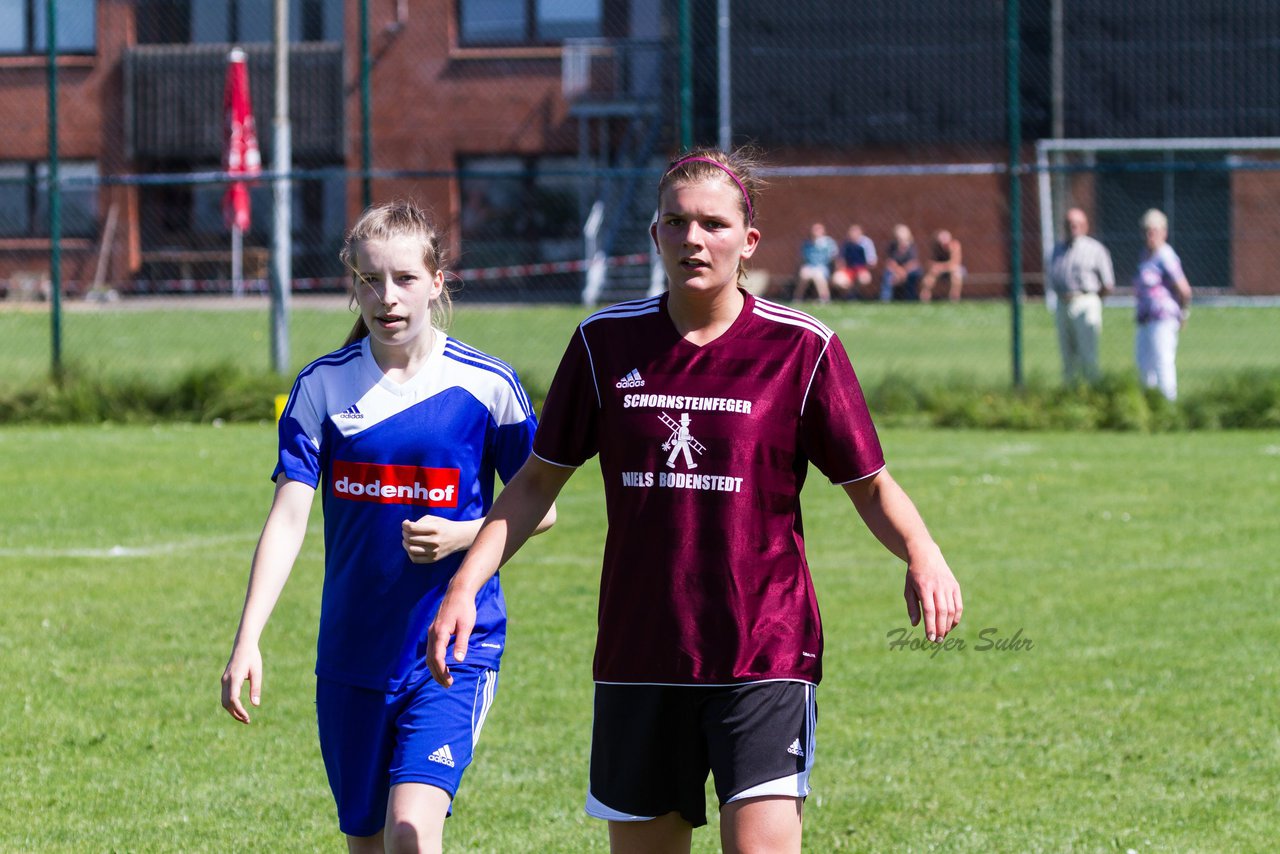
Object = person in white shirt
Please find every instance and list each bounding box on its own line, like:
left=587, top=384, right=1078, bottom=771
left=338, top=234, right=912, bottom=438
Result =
left=1049, top=208, right=1115, bottom=384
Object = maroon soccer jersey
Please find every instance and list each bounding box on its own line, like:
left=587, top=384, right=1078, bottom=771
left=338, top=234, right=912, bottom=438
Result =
left=534, top=291, right=885, bottom=685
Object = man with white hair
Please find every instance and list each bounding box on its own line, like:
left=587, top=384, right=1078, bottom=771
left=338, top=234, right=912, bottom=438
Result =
left=1049, top=208, right=1115, bottom=384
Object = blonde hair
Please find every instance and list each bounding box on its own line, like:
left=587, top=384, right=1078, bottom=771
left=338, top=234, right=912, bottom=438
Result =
left=1140, top=208, right=1168, bottom=232
left=340, top=200, right=453, bottom=346
left=657, top=146, right=767, bottom=286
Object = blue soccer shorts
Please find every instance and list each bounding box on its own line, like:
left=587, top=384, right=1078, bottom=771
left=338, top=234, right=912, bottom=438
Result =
left=316, top=664, right=499, bottom=837
left=586, top=680, right=816, bottom=828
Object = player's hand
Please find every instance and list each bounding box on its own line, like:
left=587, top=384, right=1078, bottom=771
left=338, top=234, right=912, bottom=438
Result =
left=402, top=516, right=480, bottom=564
left=221, top=642, right=263, bottom=724
left=427, top=591, right=477, bottom=688
left=904, top=544, right=963, bottom=643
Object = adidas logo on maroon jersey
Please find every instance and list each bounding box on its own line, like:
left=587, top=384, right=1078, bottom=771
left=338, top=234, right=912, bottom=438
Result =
left=615, top=369, right=645, bottom=388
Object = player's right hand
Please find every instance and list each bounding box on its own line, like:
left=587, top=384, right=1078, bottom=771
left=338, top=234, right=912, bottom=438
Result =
left=427, top=593, right=476, bottom=688
left=221, top=643, right=263, bottom=724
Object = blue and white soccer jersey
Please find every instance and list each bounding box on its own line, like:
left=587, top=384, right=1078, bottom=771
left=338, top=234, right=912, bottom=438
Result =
left=275, top=331, right=537, bottom=691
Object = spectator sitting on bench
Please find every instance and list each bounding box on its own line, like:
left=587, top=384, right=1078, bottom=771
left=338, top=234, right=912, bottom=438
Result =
left=879, top=224, right=922, bottom=302
left=831, top=223, right=878, bottom=300
left=793, top=222, right=839, bottom=303
left=920, top=229, right=965, bottom=302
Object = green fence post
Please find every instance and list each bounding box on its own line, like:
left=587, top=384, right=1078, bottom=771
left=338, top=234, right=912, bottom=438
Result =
left=360, top=0, right=373, bottom=208
left=46, top=0, right=62, bottom=381
left=679, top=0, right=692, bottom=150
left=1006, top=0, right=1024, bottom=388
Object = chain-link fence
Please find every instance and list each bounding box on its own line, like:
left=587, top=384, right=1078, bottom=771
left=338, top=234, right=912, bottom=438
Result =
left=2, top=0, right=1278, bottom=400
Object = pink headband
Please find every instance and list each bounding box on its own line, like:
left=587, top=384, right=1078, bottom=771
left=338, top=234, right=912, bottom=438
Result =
left=666, top=156, right=754, bottom=224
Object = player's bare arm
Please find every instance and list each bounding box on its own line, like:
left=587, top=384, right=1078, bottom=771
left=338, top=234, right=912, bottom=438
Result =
left=427, top=457, right=572, bottom=686
left=221, top=477, right=316, bottom=724
left=843, top=468, right=963, bottom=642
left=1175, top=274, right=1192, bottom=307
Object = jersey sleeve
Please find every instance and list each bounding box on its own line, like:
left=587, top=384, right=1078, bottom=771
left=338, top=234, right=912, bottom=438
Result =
left=799, top=334, right=885, bottom=484
left=491, top=370, right=539, bottom=484
left=1160, top=245, right=1185, bottom=282
left=531, top=326, right=599, bottom=468
left=273, top=375, right=324, bottom=486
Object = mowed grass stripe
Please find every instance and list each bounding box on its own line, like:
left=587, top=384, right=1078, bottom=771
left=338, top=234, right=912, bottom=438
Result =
left=0, top=424, right=1276, bottom=851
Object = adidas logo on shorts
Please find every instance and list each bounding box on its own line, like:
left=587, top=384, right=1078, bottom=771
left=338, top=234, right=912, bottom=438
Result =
left=615, top=369, right=645, bottom=389
left=786, top=738, right=805, bottom=757
left=427, top=744, right=456, bottom=768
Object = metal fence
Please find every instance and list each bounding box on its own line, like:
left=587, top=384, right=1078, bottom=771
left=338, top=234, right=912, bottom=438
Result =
left=2, top=0, right=1278, bottom=394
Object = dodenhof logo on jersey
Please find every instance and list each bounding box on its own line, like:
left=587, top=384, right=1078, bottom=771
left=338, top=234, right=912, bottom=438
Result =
left=332, top=460, right=460, bottom=507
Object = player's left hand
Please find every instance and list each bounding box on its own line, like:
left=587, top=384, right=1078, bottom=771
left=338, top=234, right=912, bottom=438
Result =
left=904, top=544, right=963, bottom=643
left=403, top=515, right=482, bottom=564
left=427, top=590, right=477, bottom=688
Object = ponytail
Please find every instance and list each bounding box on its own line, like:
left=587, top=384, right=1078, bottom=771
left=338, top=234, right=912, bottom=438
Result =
left=342, top=315, right=369, bottom=347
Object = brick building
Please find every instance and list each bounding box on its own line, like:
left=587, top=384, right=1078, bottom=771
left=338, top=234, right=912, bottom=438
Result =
left=0, top=0, right=644, bottom=296
left=2, top=1, right=1278, bottom=299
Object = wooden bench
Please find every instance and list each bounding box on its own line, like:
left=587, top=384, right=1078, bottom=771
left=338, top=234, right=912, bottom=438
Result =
left=3, top=269, right=51, bottom=302
left=141, top=247, right=270, bottom=281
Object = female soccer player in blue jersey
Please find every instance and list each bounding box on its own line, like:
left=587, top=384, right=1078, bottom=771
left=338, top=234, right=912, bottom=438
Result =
left=220, top=201, right=554, bottom=853
left=427, top=149, right=963, bottom=853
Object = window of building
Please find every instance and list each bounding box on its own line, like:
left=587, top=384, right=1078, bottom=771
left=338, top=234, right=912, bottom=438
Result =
left=137, top=170, right=344, bottom=279
left=458, top=0, right=602, bottom=47
left=0, top=161, right=98, bottom=238
left=137, top=0, right=341, bottom=45
left=0, top=0, right=96, bottom=54
left=0, top=164, right=31, bottom=235
left=458, top=156, right=582, bottom=271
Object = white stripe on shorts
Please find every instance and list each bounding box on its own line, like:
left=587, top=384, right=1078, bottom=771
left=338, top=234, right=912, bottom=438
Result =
left=471, top=669, right=498, bottom=747
left=585, top=792, right=658, bottom=822
left=725, top=683, right=816, bottom=803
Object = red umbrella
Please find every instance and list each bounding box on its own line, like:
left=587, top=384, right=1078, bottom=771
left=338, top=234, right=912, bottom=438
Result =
left=222, top=47, right=261, bottom=233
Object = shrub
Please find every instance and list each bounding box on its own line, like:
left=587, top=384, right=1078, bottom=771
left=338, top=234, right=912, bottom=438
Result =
left=2, top=365, right=1277, bottom=430
left=867, top=370, right=1280, bottom=432
left=0, top=364, right=285, bottom=424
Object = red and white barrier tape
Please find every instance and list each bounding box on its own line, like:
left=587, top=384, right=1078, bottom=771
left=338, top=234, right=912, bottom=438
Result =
left=456, top=253, right=650, bottom=282
left=125, top=253, right=652, bottom=294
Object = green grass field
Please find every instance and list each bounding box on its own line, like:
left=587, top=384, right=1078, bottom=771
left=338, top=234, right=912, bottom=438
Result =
left=2, top=299, right=1277, bottom=400
left=2, top=423, right=1277, bottom=852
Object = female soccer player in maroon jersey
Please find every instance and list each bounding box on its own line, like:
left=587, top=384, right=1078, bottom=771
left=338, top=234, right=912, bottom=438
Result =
left=429, top=148, right=962, bottom=853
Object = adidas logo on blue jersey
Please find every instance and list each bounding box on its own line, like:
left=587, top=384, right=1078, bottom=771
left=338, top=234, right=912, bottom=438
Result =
left=786, top=738, right=805, bottom=757
left=615, top=369, right=645, bottom=389
left=427, top=744, right=456, bottom=767
left=337, top=404, right=364, bottom=419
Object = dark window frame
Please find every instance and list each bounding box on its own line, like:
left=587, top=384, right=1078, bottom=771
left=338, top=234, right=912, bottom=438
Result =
left=457, top=153, right=584, bottom=267
left=0, top=160, right=99, bottom=239
left=456, top=0, right=602, bottom=47
left=135, top=0, right=335, bottom=45
left=0, top=0, right=97, bottom=55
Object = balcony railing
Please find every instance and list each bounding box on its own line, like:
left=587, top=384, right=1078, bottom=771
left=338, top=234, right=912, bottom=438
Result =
left=562, top=38, right=664, bottom=117
left=124, top=42, right=344, bottom=162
